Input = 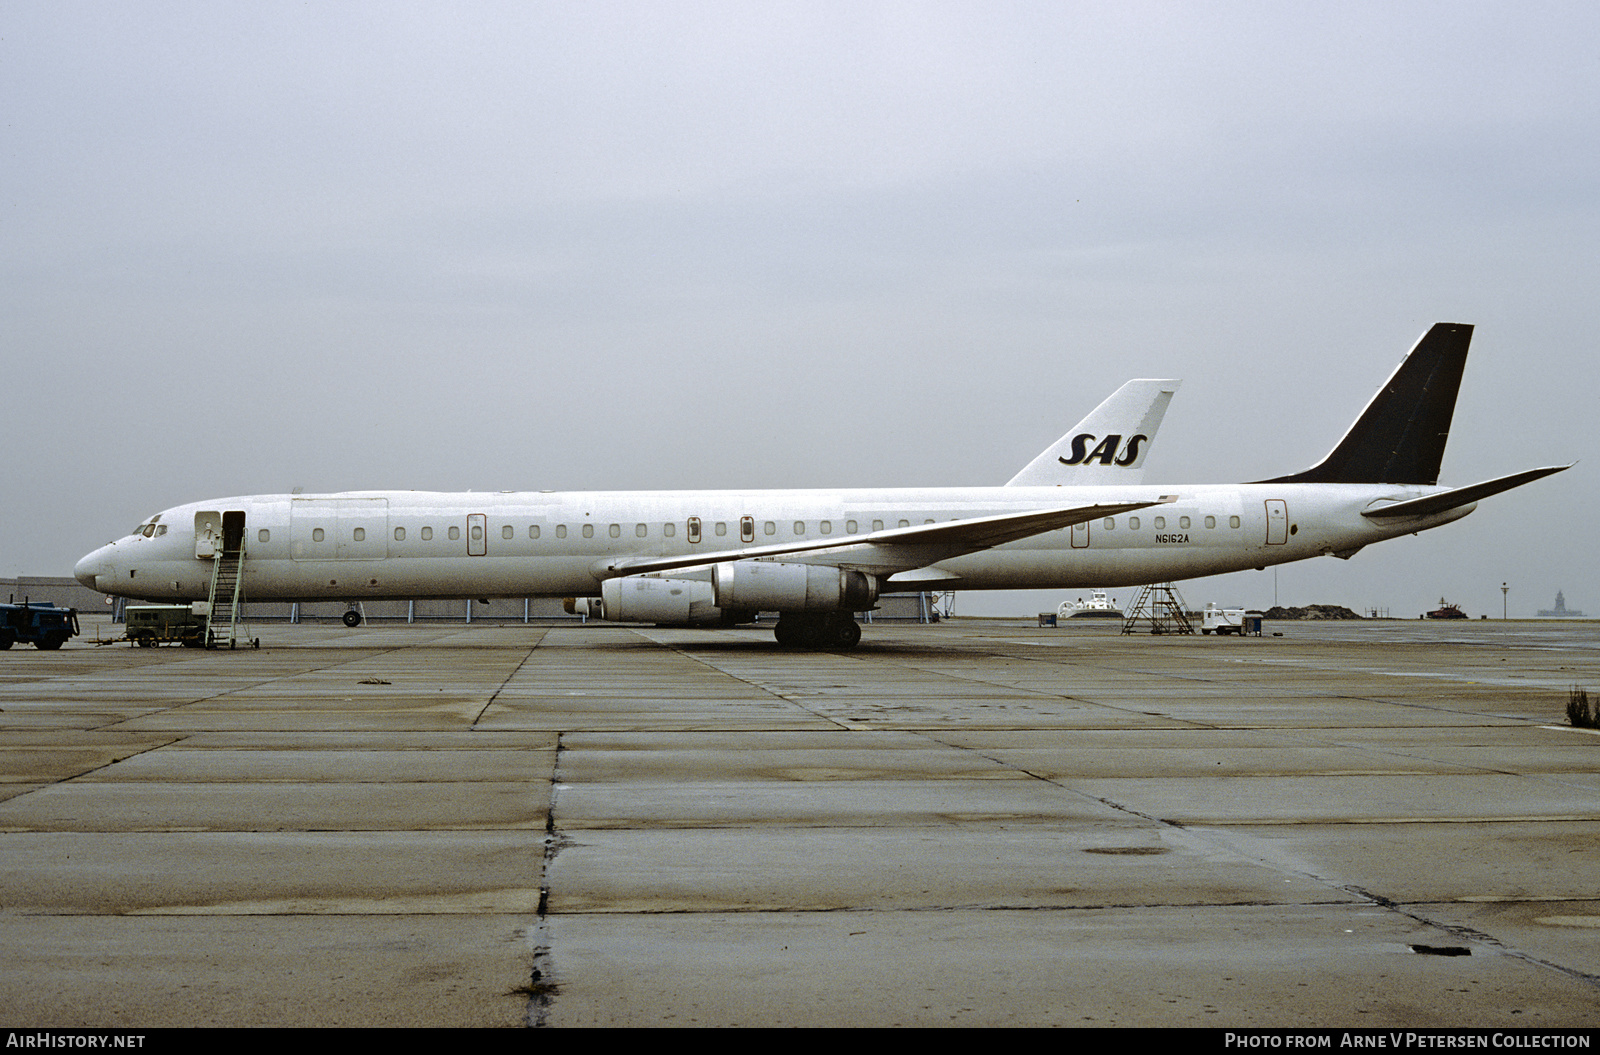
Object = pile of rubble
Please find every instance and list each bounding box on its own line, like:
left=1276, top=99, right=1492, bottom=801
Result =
left=1261, top=604, right=1363, bottom=620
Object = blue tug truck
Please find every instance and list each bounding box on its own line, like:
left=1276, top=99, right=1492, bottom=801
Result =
left=0, top=599, right=80, bottom=650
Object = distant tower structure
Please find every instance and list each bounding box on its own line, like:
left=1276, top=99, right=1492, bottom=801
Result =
left=1538, top=590, right=1585, bottom=618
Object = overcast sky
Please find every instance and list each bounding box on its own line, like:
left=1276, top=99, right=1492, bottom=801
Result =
left=4, top=1, right=1595, bottom=617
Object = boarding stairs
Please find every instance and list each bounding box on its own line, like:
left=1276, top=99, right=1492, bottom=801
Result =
left=1120, top=582, right=1194, bottom=636
left=205, top=543, right=246, bottom=649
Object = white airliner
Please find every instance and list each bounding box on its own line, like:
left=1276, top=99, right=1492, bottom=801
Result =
left=75, top=324, right=1564, bottom=648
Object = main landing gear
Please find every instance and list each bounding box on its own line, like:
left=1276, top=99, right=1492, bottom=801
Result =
left=773, top=612, right=862, bottom=650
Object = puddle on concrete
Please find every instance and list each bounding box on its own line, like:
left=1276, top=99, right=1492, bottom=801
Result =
left=1534, top=915, right=1600, bottom=928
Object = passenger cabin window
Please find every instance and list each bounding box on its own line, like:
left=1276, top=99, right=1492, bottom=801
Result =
left=502, top=525, right=514, bottom=540
left=715, top=522, right=727, bottom=536
left=555, top=525, right=567, bottom=539
left=741, top=516, right=754, bottom=542
left=394, top=527, right=405, bottom=541
left=764, top=521, right=775, bottom=536
left=873, top=520, right=884, bottom=532
left=1129, top=517, right=1140, bottom=530
left=1154, top=517, right=1165, bottom=530
left=846, top=520, right=858, bottom=533
left=449, top=526, right=460, bottom=540
left=1179, top=516, right=1191, bottom=529
left=312, top=528, right=324, bottom=542
left=794, top=521, right=805, bottom=535
left=421, top=527, right=433, bottom=541
left=353, top=528, right=365, bottom=542
left=529, top=525, right=540, bottom=539
left=1103, top=518, right=1115, bottom=530
left=582, top=524, right=593, bottom=539
left=1205, top=516, right=1216, bottom=529
left=259, top=529, right=270, bottom=543
left=636, top=524, right=647, bottom=538
left=471, top=525, right=483, bottom=540
left=820, top=521, right=832, bottom=534
left=1229, top=516, right=1240, bottom=529
left=898, top=519, right=909, bottom=528
left=609, top=524, right=621, bottom=538
left=663, top=523, right=675, bottom=537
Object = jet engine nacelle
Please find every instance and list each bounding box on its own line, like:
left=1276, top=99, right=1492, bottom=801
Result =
left=712, top=561, right=878, bottom=611
left=570, top=576, right=725, bottom=624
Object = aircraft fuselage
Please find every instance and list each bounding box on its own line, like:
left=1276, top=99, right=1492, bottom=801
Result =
left=74, top=483, right=1471, bottom=604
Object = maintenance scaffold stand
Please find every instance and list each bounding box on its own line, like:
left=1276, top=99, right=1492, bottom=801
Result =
left=1121, top=582, right=1194, bottom=635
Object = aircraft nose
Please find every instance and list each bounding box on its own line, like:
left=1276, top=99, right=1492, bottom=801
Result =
left=74, top=549, right=108, bottom=592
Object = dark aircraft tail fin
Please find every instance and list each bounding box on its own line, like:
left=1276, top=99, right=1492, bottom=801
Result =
left=1262, top=323, right=1472, bottom=486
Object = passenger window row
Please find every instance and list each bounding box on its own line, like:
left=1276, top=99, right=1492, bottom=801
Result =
left=262, top=514, right=1249, bottom=547
left=1099, top=515, right=1243, bottom=531
left=282, top=517, right=957, bottom=545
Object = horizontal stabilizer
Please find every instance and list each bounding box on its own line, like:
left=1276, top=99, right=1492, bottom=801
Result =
left=1361, top=465, right=1571, bottom=519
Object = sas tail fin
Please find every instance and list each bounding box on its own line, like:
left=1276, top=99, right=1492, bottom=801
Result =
left=1264, top=323, right=1472, bottom=485
left=1006, top=378, right=1180, bottom=487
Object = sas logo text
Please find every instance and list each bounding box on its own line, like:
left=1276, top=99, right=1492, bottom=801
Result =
left=1058, top=433, right=1148, bottom=467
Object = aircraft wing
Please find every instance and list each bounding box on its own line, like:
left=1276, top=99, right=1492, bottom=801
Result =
left=1361, top=465, right=1571, bottom=520
left=597, top=498, right=1176, bottom=579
